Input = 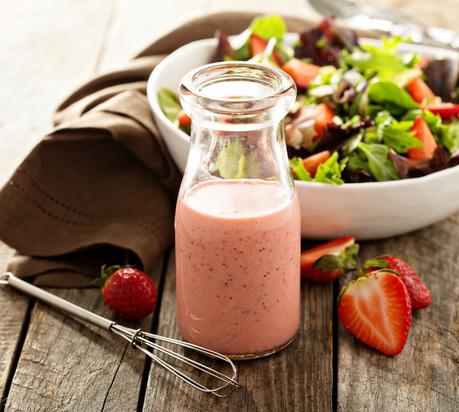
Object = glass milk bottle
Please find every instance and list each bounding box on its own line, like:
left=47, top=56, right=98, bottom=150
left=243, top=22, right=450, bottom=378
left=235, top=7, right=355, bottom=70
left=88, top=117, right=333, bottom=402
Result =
left=175, top=62, right=300, bottom=359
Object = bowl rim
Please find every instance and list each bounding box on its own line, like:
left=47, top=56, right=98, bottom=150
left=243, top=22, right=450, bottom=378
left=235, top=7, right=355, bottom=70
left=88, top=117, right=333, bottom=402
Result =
left=147, top=34, right=459, bottom=190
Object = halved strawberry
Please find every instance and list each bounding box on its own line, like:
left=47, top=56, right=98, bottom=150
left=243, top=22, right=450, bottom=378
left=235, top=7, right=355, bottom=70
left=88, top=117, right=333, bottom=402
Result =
left=338, top=270, right=412, bottom=356
left=300, top=236, right=359, bottom=282
left=364, top=256, right=432, bottom=310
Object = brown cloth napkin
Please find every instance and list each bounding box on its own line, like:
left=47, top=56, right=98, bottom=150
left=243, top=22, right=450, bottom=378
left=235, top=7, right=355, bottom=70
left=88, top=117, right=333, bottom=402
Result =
left=0, top=12, right=313, bottom=287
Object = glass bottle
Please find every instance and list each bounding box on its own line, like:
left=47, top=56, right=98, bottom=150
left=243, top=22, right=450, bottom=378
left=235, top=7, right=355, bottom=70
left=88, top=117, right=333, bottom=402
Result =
left=175, top=62, right=300, bottom=359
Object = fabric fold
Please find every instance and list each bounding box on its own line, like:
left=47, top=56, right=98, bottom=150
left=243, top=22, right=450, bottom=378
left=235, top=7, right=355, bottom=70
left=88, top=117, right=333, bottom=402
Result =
left=0, top=11, right=317, bottom=286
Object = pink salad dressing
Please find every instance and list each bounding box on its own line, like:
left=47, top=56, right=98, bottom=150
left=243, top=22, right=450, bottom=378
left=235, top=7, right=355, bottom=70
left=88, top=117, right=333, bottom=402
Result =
left=175, top=179, right=301, bottom=356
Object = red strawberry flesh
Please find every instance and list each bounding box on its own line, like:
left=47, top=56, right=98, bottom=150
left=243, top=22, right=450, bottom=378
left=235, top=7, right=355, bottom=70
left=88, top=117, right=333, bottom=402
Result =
left=338, top=270, right=412, bottom=356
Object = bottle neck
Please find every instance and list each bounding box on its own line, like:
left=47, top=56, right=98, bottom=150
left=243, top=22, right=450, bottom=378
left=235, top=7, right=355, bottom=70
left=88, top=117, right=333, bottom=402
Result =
left=178, top=62, right=296, bottom=197
left=181, top=119, right=294, bottom=199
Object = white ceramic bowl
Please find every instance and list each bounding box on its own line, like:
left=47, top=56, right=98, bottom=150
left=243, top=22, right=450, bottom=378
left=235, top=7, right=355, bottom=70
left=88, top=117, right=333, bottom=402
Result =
left=147, top=35, right=459, bottom=240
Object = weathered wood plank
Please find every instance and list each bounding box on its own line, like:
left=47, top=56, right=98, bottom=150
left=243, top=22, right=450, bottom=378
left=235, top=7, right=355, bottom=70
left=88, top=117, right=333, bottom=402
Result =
left=99, top=0, right=210, bottom=71
left=143, top=250, right=333, bottom=411
left=98, top=0, right=320, bottom=72
left=338, top=213, right=459, bottom=412
left=5, top=257, right=164, bottom=412
left=0, top=0, right=114, bottom=187
left=0, top=244, right=26, bottom=405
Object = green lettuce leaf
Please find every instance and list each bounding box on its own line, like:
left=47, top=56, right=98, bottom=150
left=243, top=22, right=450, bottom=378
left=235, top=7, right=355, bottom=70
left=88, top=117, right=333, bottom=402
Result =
left=289, top=157, right=312, bottom=181
left=381, top=120, right=420, bottom=153
left=345, top=37, right=411, bottom=80
left=157, top=88, right=181, bottom=121
left=357, top=142, right=399, bottom=181
left=367, top=81, right=419, bottom=112
left=348, top=150, right=371, bottom=174
left=214, top=140, right=260, bottom=179
left=366, top=112, right=420, bottom=153
left=440, top=120, right=459, bottom=153
left=249, top=15, right=286, bottom=40
left=314, top=152, right=344, bottom=184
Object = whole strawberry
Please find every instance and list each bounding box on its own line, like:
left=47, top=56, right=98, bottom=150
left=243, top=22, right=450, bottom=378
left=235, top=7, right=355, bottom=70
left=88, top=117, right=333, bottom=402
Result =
left=364, top=256, right=432, bottom=310
left=96, top=265, right=157, bottom=320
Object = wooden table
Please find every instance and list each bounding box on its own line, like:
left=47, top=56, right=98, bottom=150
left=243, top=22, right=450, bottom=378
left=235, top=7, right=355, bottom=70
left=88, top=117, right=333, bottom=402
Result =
left=0, top=1, right=458, bottom=411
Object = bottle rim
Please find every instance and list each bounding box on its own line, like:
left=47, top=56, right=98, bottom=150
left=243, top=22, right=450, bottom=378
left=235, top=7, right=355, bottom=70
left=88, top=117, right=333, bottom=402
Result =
left=179, top=61, right=296, bottom=115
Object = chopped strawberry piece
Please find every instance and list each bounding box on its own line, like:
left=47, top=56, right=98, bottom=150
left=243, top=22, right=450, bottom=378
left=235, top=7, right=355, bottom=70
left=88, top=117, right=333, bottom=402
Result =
left=300, top=236, right=358, bottom=282
left=407, top=116, right=437, bottom=161
left=314, top=104, right=335, bottom=139
left=178, top=112, right=191, bottom=127
left=302, top=150, right=331, bottom=177
left=365, top=256, right=432, bottom=310
left=426, top=104, right=459, bottom=120
left=407, top=78, right=436, bottom=104
left=338, top=270, right=412, bottom=356
left=281, top=59, right=321, bottom=89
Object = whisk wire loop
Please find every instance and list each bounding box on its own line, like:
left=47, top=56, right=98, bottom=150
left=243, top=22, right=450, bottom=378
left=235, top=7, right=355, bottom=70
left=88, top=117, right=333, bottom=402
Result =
left=111, top=324, right=240, bottom=397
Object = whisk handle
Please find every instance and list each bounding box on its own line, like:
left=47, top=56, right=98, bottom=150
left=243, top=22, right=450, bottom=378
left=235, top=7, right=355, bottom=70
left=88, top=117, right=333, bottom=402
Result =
left=2, top=272, right=114, bottom=330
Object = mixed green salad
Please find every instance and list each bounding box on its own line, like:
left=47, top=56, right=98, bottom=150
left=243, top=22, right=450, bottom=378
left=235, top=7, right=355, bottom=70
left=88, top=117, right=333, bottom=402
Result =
left=158, top=15, right=459, bottom=184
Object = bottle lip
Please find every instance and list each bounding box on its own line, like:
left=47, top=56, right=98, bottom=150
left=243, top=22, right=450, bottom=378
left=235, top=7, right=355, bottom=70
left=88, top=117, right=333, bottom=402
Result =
left=179, top=62, right=296, bottom=113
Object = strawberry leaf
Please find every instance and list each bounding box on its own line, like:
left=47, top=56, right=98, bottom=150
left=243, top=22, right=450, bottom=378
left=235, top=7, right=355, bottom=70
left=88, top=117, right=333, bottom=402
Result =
left=363, top=258, right=389, bottom=269
left=94, top=264, right=124, bottom=288
left=312, top=243, right=360, bottom=272
left=312, top=254, right=342, bottom=271
left=343, top=243, right=360, bottom=270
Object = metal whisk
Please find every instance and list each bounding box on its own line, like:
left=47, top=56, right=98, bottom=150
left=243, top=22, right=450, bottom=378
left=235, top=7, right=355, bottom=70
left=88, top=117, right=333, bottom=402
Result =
left=0, top=272, right=240, bottom=397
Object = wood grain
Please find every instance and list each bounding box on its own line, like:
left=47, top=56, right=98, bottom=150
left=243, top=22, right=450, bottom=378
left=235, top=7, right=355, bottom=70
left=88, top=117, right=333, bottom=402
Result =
left=5, top=257, right=164, bottom=412
left=338, top=214, right=459, bottom=412
left=0, top=244, right=26, bottom=405
left=1, top=0, right=459, bottom=410
left=0, top=0, right=114, bottom=187
left=143, top=250, right=333, bottom=411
